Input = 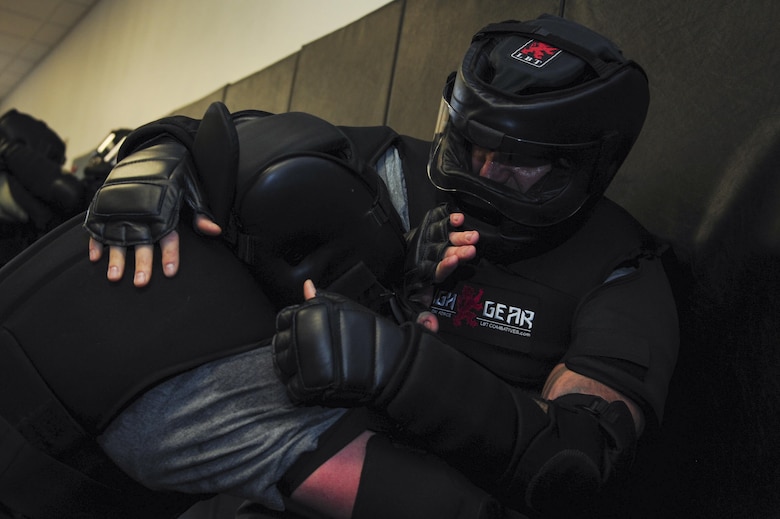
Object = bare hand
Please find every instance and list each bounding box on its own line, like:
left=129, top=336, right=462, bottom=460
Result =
left=88, top=214, right=222, bottom=287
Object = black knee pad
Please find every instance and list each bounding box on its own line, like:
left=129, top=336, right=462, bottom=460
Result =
left=518, top=394, right=636, bottom=518
left=353, top=434, right=524, bottom=519
left=271, top=409, right=527, bottom=519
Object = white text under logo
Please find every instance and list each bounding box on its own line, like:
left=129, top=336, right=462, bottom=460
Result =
left=479, top=300, right=535, bottom=336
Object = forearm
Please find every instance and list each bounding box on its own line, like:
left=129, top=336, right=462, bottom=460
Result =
left=542, top=362, right=645, bottom=434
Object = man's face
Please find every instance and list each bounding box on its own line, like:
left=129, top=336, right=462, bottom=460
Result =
left=470, top=145, right=551, bottom=193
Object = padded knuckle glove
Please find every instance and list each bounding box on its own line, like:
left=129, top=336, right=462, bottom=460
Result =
left=272, top=291, right=411, bottom=408
left=84, top=140, right=210, bottom=246
left=404, top=204, right=452, bottom=295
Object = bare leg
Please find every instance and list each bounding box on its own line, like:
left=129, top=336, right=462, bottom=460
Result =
left=290, top=431, right=374, bottom=519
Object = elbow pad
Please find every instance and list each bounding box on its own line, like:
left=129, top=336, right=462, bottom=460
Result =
left=513, top=393, right=636, bottom=517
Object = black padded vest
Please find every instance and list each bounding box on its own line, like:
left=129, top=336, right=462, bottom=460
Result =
left=429, top=198, right=650, bottom=387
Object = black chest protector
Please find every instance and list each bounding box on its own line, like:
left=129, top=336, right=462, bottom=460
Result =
left=429, top=197, right=648, bottom=388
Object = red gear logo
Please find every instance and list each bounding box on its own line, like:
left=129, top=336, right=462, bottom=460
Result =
left=452, top=285, right=484, bottom=328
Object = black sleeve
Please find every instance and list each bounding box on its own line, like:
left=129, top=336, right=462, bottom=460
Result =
left=564, top=253, right=680, bottom=427
left=117, top=115, right=201, bottom=161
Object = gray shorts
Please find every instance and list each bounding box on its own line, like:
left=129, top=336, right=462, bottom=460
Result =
left=98, top=345, right=346, bottom=511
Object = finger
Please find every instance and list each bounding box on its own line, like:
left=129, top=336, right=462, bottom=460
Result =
left=107, top=246, right=127, bottom=282
left=416, top=311, right=439, bottom=333
left=449, top=212, right=465, bottom=227
left=303, top=279, right=317, bottom=301
left=195, top=214, right=222, bottom=236
left=449, top=244, right=477, bottom=262
left=159, top=230, right=180, bottom=278
left=133, top=245, right=154, bottom=287
left=434, top=254, right=461, bottom=283
left=88, top=238, right=104, bottom=262
left=448, top=229, right=479, bottom=247
left=434, top=243, right=477, bottom=283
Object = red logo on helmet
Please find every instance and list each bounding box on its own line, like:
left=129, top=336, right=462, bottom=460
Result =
left=511, top=40, right=562, bottom=68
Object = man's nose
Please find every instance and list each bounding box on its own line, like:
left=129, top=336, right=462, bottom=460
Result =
left=478, top=154, right=508, bottom=181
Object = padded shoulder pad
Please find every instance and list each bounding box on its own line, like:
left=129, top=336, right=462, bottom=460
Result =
left=236, top=154, right=406, bottom=308
left=234, top=111, right=359, bottom=195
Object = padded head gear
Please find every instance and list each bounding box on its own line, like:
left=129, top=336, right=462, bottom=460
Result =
left=225, top=111, right=406, bottom=308
left=428, top=15, right=649, bottom=257
left=0, top=109, right=66, bottom=166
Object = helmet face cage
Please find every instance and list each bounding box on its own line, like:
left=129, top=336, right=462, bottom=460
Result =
left=428, top=15, right=649, bottom=229
left=431, top=86, right=609, bottom=226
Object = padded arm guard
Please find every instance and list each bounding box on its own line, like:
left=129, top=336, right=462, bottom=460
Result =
left=273, top=292, right=637, bottom=515
left=84, top=139, right=210, bottom=246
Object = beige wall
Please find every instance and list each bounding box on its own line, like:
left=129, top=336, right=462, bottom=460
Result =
left=0, top=0, right=393, bottom=159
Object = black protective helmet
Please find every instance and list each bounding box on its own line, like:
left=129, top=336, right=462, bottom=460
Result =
left=429, top=14, right=649, bottom=255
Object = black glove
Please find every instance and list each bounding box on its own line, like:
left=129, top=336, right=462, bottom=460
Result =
left=273, top=290, right=415, bottom=408
left=83, top=102, right=240, bottom=247
left=403, top=204, right=453, bottom=296
left=84, top=139, right=211, bottom=246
